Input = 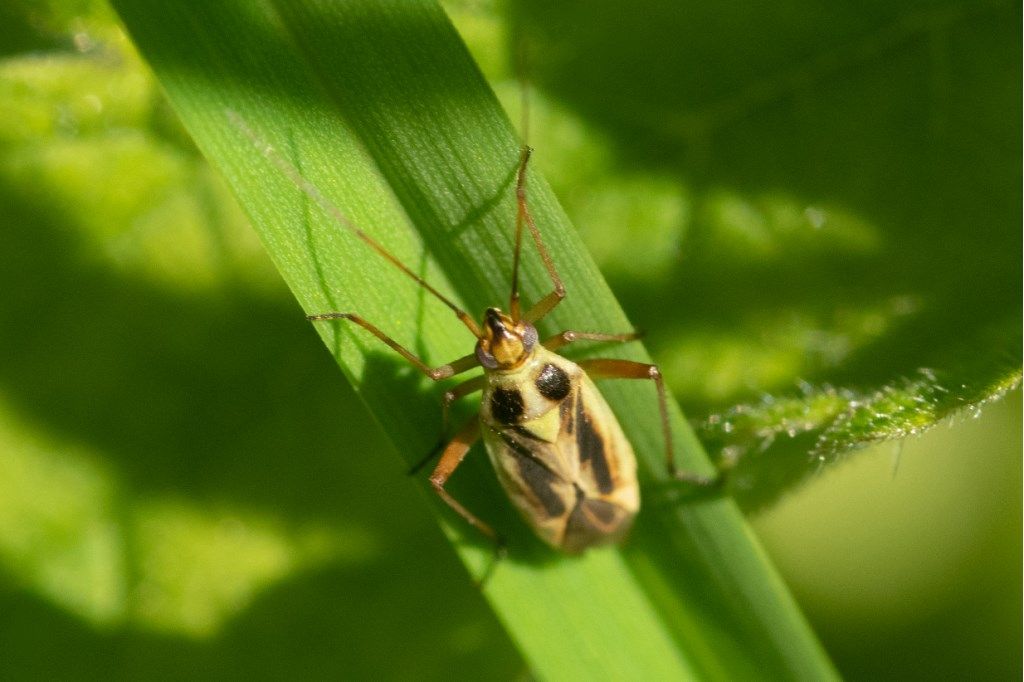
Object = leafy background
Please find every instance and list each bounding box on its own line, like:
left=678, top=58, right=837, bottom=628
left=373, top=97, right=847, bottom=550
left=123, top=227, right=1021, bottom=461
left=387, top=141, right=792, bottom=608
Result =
left=0, top=0, right=1019, bottom=679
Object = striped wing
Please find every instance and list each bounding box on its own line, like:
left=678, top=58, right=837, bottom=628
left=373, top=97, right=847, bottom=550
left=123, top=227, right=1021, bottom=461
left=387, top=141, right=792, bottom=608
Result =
left=482, top=372, right=640, bottom=552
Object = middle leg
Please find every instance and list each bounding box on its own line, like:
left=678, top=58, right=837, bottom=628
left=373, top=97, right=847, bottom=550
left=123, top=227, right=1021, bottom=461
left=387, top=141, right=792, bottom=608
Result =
left=428, top=419, right=504, bottom=544
left=579, top=358, right=718, bottom=486
left=409, top=375, right=486, bottom=475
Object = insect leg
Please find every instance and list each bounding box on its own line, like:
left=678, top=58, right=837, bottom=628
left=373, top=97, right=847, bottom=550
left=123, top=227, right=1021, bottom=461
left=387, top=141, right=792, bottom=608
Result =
left=438, top=375, right=486, bottom=447
left=578, top=358, right=719, bottom=486
left=408, top=375, right=486, bottom=475
left=542, top=330, right=642, bottom=352
left=428, top=420, right=506, bottom=549
left=510, top=147, right=567, bottom=325
left=308, top=312, right=479, bottom=380
left=229, top=110, right=483, bottom=338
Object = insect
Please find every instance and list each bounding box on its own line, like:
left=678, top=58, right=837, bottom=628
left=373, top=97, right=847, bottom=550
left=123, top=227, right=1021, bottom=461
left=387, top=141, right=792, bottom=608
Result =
left=229, top=112, right=713, bottom=561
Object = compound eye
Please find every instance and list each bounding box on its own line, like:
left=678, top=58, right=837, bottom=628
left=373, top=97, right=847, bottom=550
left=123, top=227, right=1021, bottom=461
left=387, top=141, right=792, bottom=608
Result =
left=521, top=323, right=538, bottom=353
left=475, top=341, right=498, bottom=369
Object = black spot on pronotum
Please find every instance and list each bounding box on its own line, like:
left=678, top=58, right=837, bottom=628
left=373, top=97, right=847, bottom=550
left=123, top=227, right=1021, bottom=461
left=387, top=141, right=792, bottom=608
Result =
left=535, top=363, right=571, bottom=401
left=490, top=387, right=524, bottom=424
left=500, top=433, right=565, bottom=517
left=576, top=397, right=613, bottom=493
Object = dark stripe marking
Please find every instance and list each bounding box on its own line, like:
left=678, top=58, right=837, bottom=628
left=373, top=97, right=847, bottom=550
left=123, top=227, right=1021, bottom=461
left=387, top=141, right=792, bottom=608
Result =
left=536, top=363, right=571, bottom=401
left=582, top=498, right=619, bottom=526
left=496, top=429, right=534, bottom=459
left=576, top=395, right=614, bottom=494
left=499, top=432, right=565, bottom=517
left=490, top=387, right=524, bottom=424
left=511, top=424, right=545, bottom=442
left=560, top=392, right=575, bottom=435
left=562, top=498, right=627, bottom=553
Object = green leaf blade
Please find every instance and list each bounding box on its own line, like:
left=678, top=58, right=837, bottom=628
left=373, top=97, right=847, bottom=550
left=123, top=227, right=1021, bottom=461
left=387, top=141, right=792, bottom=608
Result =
left=112, top=0, right=836, bottom=677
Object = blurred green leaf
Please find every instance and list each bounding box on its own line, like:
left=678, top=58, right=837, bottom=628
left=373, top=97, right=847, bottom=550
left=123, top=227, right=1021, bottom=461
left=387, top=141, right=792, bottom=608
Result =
left=0, top=3, right=522, bottom=679
left=506, top=0, right=1021, bottom=510
left=752, top=389, right=1021, bottom=681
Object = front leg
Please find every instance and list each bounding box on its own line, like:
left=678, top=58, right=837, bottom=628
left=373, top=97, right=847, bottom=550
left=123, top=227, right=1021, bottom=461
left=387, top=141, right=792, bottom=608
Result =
left=308, top=312, right=478, bottom=380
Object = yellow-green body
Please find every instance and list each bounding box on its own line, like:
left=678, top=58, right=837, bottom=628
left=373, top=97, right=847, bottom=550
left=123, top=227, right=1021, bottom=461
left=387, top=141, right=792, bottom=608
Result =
left=480, top=345, right=639, bottom=552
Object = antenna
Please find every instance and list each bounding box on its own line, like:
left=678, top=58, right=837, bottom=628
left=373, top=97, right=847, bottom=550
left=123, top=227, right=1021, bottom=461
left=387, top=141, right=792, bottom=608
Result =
left=506, top=41, right=566, bottom=326
left=226, top=110, right=481, bottom=338
left=508, top=38, right=531, bottom=321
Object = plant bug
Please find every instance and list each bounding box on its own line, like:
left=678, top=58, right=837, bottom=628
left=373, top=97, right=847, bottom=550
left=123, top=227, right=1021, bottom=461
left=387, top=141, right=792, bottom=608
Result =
left=228, top=110, right=715, bottom=564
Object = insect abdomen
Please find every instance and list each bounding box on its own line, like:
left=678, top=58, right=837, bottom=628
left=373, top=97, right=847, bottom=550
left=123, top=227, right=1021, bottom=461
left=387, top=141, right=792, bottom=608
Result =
left=481, top=349, right=639, bottom=552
